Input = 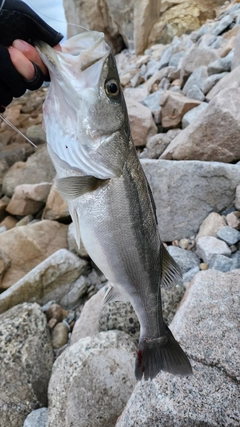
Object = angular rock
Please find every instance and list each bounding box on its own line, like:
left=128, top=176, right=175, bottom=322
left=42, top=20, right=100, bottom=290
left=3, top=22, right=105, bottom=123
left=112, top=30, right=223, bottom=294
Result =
left=167, top=246, right=200, bottom=274
left=180, top=46, right=219, bottom=84
left=59, top=275, right=90, bottom=308
left=161, top=88, right=240, bottom=162
left=6, top=182, right=51, bottom=216
left=208, top=254, right=235, bottom=272
left=42, top=180, right=69, bottom=220
left=141, top=159, right=240, bottom=241
left=202, top=72, right=228, bottom=95
left=182, top=102, right=208, bottom=128
left=23, top=408, right=48, bottom=427
left=160, top=91, right=201, bottom=128
left=182, top=266, right=200, bottom=286
left=48, top=331, right=137, bottom=427
left=0, top=220, right=68, bottom=290
left=117, top=270, right=240, bottom=426
left=142, top=129, right=181, bottom=159
left=141, top=90, right=164, bottom=124
left=124, top=86, right=149, bottom=103
left=216, top=226, right=240, bottom=245
left=71, top=286, right=106, bottom=345
left=182, top=66, right=208, bottom=95
left=0, top=248, right=87, bottom=313
left=196, top=212, right=226, bottom=241
left=186, top=85, right=205, bottom=101
left=196, top=236, right=231, bottom=263
left=0, top=303, right=54, bottom=427
left=126, top=98, right=157, bottom=146
left=211, top=14, right=234, bottom=36
left=226, top=211, right=240, bottom=229
left=207, top=51, right=233, bottom=75
left=207, top=65, right=240, bottom=100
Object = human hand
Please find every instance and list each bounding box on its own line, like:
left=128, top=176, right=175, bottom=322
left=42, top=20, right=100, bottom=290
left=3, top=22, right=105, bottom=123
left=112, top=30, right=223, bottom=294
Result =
left=0, top=0, right=63, bottom=112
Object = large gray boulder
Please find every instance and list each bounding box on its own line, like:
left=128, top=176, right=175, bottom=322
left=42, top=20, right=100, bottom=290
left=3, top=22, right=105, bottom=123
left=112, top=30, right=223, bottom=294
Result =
left=141, top=159, right=240, bottom=241
left=0, top=303, right=54, bottom=427
left=47, top=331, right=137, bottom=427
left=117, top=269, right=240, bottom=426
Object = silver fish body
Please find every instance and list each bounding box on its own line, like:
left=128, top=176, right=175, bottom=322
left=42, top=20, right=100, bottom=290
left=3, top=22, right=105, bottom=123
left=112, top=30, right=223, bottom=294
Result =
left=38, top=32, right=192, bottom=380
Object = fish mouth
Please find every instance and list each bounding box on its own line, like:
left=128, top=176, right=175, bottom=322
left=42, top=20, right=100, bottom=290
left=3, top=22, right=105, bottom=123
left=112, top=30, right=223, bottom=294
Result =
left=37, top=31, right=110, bottom=75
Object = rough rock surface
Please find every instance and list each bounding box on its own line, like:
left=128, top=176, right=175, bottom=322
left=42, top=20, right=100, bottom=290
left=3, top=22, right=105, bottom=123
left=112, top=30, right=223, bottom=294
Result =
left=126, top=98, right=157, bottom=146
left=117, top=270, right=240, bottom=426
left=47, top=331, right=137, bottom=427
left=23, top=408, right=48, bottom=427
left=0, top=303, right=54, bottom=427
left=160, top=91, right=201, bottom=128
left=0, top=220, right=68, bottom=290
left=6, top=182, right=51, bottom=216
left=42, top=180, right=69, bottom=220
left=0, top=249, right=88, bottom=314
left=196, top=236, right=232, bottom=263
left=142, top=159, right=240, bottom=241
left=160, top=88, right=240, bottom=162
left=196, top=212, right=226, bottom=241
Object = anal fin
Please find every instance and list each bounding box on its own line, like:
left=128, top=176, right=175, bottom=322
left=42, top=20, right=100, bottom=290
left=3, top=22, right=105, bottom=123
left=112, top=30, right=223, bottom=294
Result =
left=160, top=244, right=182, bottom=288
left=102, top=284, right=126, bottom=306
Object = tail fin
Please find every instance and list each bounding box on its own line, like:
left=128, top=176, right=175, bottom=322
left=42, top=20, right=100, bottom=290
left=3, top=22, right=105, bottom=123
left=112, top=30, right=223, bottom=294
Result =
left=135, top=326, right=192, bottom=381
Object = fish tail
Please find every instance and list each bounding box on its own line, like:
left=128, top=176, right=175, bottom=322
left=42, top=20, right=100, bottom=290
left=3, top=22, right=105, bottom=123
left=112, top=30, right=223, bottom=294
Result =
left=135, top=326, right=192, bottom=381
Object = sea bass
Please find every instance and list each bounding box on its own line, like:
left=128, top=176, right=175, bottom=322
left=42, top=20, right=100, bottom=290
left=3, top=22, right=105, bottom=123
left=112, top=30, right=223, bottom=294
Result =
left=38, top=32, right=192, bottom=380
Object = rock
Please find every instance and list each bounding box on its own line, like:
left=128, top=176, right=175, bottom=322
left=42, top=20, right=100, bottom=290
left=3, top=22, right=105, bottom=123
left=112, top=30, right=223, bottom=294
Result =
left=196, top=236, right=231, bottom=263
left=0, top=220, right=68, bottom=290
left=182, top=65, right=208, bottom=95
left=169, top=50, right=185, bottom=69
left=211, top=14, right=234, bottom=36
left=202, top=72, right=228, bottom=95
left=0, top=248, right=88, bottom=313
left=26, top=124, right=46, bottom=145
left=196, top=212, right=226, bottom=241
left=182, top=102, right=208, bottom=128
left=167, top=246, right=200, bottom=273
left=42, top=180, right=69, bottom=220
left=141, top=90, right=164, bottom=124
left=47, top=331, right=137, bottom=427
left=46, top=303, right=67, bottom=322
left=0, top=214, right=17, bottom=229
left=141, top=129, right=181, bottom=159
left=216, top=225, right=240, bottom=245
left=207, top=51, right=233, bottom=75
left=0, top=303, right=54, bottom=427
left=186, top=85, right=205, bottom=101
left=124, top=85, right=149, bottom=103
left=71, top=286, right=106, bottom=345
left=160, top=88, right=240, bottom=162
left=51, top=322, right=69, bottom=349
left=68, top=222, right=88, bottom=257
left=160, top=91, right=201, bottom=129
left=126, top=98, right=157, bottom=146
left=59, top=275, right=90, bottom=308
left=182, top=266, right=200, bottom=286
left=6, top=182, right=51, bottom=216
left=117, top=270, right=240, bottom=427
left=99, top=301, right=140, bottom=346
left=235, top=183, right=240, bottom=210
left=180, top=46, right=219, bottom=84
left=226, top=211, right=240, bottom=229
left=207, top=65, right=240, bottom=100
left=208, top=254, right=235, bottom=272
left=23, top=408, right=48, bottom=427
left=2, top=145, right=56, bottom=197
left=141, top=159, right=240, bottom=241
left=232, top=26, right=240, bottom=69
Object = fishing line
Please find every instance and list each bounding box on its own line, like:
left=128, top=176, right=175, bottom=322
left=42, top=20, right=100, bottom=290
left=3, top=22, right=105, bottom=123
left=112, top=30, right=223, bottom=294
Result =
left=0, top=0, right=6, bottom=13
left=27, top=0, right=90, bottom=32
left=0, top=113, right=37, bottom=148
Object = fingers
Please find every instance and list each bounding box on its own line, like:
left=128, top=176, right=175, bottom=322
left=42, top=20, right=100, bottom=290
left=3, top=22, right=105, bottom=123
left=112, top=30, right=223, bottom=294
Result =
left=11, top=40, right=48, bottom=77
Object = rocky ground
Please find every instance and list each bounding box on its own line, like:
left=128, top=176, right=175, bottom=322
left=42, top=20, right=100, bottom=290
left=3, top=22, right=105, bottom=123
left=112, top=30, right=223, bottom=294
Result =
left=0, top=2, right=240, bottom=427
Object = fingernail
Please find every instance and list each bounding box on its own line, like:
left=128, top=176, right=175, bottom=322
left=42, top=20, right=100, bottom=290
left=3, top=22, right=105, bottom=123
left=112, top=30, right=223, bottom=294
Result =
left=12, top=39, right=30, bottom=52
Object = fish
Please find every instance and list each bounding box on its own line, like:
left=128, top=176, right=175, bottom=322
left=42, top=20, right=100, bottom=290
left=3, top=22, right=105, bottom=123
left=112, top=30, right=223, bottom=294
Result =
left=37, top=31, right=192, bottom=380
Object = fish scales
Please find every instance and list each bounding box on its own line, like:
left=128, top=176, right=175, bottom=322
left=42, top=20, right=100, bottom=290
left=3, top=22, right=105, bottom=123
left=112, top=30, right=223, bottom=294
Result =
left=38, top=31, right=192, bottom=380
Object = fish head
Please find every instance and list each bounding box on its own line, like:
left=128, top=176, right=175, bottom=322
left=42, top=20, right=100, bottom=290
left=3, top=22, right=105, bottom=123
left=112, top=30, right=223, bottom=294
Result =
left=37, top=31, right=129, bottom=145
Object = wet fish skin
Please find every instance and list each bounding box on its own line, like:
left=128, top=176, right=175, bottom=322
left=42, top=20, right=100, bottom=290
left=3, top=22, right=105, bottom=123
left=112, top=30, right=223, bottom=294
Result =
left=39, top=32, right=192, bottom=380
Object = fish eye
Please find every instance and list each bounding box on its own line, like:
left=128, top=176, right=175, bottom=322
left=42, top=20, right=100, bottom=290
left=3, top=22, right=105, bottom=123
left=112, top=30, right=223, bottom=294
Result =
left=105, top=79, right=120, bottom=97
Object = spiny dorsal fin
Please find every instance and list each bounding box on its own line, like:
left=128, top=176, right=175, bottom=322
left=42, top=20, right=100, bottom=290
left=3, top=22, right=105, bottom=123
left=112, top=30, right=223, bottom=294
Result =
left=160, top=244, right=182, bottom=288
left=56, top=175, right=106, bottom=200
left=102, top=284, right=126, bottom=306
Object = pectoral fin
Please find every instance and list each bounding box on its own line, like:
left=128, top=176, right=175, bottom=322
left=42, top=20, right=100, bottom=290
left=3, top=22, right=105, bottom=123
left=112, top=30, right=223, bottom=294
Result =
left=160, top=244, right=182, bottom=288
left=56, top=175, right=107, bottom=200
left=102, top=284, right=126, bottom=306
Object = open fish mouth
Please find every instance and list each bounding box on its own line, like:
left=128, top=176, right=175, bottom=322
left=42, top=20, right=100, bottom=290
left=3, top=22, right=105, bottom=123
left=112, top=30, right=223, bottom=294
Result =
left=37, top=31, right=110, bottom=75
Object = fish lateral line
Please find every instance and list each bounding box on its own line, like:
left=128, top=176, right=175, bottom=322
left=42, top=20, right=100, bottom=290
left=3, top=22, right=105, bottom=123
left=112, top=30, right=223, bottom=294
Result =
left=0, top=113, right=37, bottom=148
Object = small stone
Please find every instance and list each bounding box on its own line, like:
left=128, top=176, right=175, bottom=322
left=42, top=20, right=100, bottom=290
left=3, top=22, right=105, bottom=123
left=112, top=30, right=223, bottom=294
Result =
left=0, top=215, right=17, bottom=229
left=182, top=266, right=200, bottom=286
left=23, top=408, right=48, bottom=427
left=167, top=245, right=200, bottom=274
left=179, top=238, right=189, bottom=249
left=15, top=214, right=33, bottom=227
left=200, top=262, right=208, bottom=270
left=196, top=212, right=226, bottom=241
left=186, top=85, right=205, bottom=102
left=216, top=226, right=240, bottom=245
left=226, top=212, right=240, bottom=229
left=51, top=322, right=69, bottom=349
left=141, top=90, right=164, bottom=124
left=208, top=254, right=234, bottom=272
left=230, top=244, right=238, bottom=253
left=196, top=236, right=231, bottom=264
left=46, top=303, right=67, bottom=322
left=48, top=318, right=57, bottom=329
